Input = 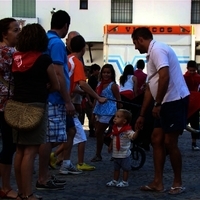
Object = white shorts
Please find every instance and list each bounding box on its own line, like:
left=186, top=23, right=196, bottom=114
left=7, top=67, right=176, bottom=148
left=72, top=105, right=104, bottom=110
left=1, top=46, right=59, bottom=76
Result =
left=95, top=115, right=113, bottom=124
left=73, top=117, right=87, bottom=145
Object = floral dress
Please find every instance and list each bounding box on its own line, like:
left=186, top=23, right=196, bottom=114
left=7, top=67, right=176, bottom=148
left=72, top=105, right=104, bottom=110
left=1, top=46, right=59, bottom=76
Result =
left=0, top=46, right=15, bottom=111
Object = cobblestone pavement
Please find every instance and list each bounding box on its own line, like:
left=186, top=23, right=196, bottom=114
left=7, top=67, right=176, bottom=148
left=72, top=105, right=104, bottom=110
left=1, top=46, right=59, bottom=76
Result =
left=1, top=122, right=200, bottom=200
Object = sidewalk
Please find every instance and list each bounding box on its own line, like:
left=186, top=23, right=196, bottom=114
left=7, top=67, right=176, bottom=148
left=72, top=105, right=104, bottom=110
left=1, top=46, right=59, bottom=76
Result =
left=2, top=122, right=200, bottom=200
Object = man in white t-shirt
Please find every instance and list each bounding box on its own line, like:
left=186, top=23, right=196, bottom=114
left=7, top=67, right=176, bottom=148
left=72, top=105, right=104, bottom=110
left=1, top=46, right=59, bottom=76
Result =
left=131, top=27, right=189, bottom=195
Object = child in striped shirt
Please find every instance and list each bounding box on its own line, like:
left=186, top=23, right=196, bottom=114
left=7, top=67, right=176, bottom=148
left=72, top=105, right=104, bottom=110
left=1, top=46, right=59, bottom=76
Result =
left=106, top=109, right=138, bottom=187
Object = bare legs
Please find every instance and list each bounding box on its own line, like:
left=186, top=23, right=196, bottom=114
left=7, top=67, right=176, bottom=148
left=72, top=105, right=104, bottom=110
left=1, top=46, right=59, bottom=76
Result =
left=143, top=128, right=182, bottom=191
left=62, top=127, right=76, bottom=161
left=14, top=144, right=39, bottom=197
left=165, top=130, right=182, bottom=187
left=95, top=122, right=109, bottom=157
left=113, top=170, right=128, bottom=182
left=38, top=143, right=52, bottom=184
left=0, top=164, right=17, bottom=198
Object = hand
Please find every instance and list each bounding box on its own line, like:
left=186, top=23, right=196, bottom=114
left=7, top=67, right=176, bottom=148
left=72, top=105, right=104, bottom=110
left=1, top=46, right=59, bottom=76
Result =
left=97, top=97, right=107, bottom=104
left=65, top=102, right=76, bottom=116
left=135, top=116, right=145, bottom=131
left=132, top=131, right=139, bottom=140
left=152, top=106, right=161, bottom=119
left=141, top=83, right=147, bottom=91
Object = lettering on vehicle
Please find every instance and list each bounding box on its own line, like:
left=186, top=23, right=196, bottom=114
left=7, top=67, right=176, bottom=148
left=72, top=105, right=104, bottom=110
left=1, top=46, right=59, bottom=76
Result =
left=105, top=25, right=192, bottom=35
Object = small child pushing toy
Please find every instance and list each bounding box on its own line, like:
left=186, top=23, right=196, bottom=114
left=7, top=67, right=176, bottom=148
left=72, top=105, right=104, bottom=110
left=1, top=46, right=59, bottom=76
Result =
left=106, top=109, right=138, bottom=187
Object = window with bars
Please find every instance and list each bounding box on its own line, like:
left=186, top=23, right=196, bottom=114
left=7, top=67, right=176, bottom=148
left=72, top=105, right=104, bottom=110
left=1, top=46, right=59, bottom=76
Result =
left=111, top=0, right=133, bottom=23
left=12, top=0, right=36, bottom=18
left=80, top=0, right=88, bottom=10
left=191, top=0, right=200, bottom=24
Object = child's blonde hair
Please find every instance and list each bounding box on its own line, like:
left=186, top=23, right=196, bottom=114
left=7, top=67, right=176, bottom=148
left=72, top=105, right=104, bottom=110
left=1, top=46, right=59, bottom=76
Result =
left=118, top=109, right=132, bottom=124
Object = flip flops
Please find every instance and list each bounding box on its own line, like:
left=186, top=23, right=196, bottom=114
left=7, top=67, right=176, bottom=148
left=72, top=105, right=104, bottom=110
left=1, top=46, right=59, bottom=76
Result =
left=140, top=185, right=166, bottom=193
left=0, top=189, right=18, bottom=199
left=168, top=186, right=186, bottom=195
left=140, top=185, right=185, bottom=195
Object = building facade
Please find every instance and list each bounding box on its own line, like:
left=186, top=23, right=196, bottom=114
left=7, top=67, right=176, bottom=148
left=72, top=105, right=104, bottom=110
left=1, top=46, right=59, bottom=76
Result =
left=0, top=0, right=200, bottom=68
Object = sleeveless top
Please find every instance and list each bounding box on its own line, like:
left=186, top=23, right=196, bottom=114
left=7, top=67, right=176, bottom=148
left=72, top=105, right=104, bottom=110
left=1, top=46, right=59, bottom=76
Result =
left=120, top=75, right=134, bottom=92
left=93, top=82, right=117, bottom=116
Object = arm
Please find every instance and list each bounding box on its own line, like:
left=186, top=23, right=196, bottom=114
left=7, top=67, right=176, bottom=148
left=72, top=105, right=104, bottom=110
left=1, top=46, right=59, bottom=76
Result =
left=133, top=76, right=138, bottom=97
left=152, top=67, right=169, bottom=119
left=155, top=67, right=169, bottom=104
left=79, top=80, right=106, bottom=103
left=47, top=64, right=60, bottom=92
left=53, top=64, right=75, bottom=115
left=127, top=130, right=139, bottom=141
left=111, top=83, right=122, bottom=108
left=139, top=84, right=154, bottom=116
left=135, top=84, right=154, bottom=131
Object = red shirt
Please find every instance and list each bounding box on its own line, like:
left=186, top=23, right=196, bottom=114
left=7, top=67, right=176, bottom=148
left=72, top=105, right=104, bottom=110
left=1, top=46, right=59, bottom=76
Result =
left=184, top=71, right=200, bottom=91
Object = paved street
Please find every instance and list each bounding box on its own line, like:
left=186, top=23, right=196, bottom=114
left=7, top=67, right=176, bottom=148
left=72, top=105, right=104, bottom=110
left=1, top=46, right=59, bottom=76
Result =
left=1, top=122, right=200, bottom=200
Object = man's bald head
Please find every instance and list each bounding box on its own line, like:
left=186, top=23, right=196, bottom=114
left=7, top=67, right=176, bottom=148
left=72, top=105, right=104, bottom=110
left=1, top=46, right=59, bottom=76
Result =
left=66, top=31, right=80, bottom=51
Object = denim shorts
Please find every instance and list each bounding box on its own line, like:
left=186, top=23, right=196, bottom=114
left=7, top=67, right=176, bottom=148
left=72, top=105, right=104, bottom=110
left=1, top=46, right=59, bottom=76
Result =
left=114, top=156, right=131, bottom=171
left=154, top=96, right=189, bottom=133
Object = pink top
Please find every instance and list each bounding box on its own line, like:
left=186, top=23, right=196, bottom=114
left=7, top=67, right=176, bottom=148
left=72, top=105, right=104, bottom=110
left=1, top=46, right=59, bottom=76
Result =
left=134, top=69, right=147, bottom=95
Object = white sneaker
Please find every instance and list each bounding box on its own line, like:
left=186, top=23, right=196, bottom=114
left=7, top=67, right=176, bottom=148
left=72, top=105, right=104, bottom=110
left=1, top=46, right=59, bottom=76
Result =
left=192, top=145, right=200, bottom=151
left=106, top=180, right=118, bottom=187
left=59, top=163, right=82, bottom=175
left=116, top=181, right=129, bottom=187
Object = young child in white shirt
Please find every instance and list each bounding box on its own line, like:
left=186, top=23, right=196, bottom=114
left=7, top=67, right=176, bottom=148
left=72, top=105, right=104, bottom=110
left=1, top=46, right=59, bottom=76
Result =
left=106, top=109, right=138, bottom=187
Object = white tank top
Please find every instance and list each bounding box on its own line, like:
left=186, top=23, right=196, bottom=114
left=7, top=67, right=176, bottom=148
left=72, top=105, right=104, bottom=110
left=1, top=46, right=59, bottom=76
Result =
left=120, top=75, right=134, bottom=92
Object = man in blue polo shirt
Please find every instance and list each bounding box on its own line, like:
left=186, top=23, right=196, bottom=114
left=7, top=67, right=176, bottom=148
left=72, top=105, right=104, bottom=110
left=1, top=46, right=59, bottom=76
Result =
left=36, top=10, right=79, bottom=190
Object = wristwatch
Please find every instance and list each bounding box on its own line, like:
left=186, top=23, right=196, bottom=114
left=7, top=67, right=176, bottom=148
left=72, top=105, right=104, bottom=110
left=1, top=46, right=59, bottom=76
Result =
left=154, top=101, right=161, bottom=107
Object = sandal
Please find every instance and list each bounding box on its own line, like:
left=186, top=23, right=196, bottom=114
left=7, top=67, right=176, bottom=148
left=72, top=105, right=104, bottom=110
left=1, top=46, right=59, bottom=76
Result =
left=91, top=155, right=102, bottom=162
left=0, top=189, right=18, bottom=199
left=106, top=180, right=118, bottom=187
left=116, top=181, right=129, bottom=188
left=21, top=193, right=43, bottom=200
left=168, top=186, right=185, bottom=195
left=16, top=193, right=23, bottom=200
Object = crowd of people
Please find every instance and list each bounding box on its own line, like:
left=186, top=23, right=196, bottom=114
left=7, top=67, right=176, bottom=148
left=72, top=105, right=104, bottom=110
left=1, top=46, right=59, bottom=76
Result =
left=0, top=9, right=199, bottom=199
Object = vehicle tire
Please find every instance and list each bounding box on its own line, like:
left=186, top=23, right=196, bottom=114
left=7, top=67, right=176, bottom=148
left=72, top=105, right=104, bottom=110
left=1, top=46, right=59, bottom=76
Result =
left=130, top=146, right=146, bottom=170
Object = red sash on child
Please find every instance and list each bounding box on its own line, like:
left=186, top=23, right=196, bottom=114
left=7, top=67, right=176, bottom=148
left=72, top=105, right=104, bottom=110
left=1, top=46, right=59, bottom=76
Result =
left=111, top=124, right=132, bottom=151
left=96, top=79, right=112, bottom=95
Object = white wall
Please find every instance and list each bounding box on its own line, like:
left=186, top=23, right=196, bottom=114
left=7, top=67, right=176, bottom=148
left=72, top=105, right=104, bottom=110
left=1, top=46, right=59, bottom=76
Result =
left=66, top=0, right=110, bottom=42
left=0, top=0, right=192, bottom=42
left=133, top=0, right=191, bottom=25
left=36, top=0, right=110, bottom=41
left=0, top=0, right=12, bottom=18
left=36, top=0, right=68, bottom=31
